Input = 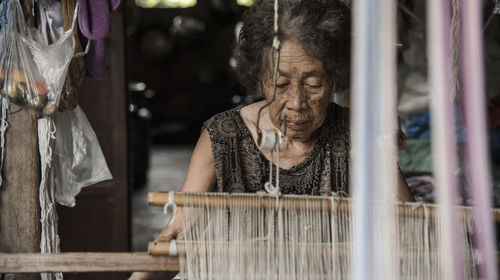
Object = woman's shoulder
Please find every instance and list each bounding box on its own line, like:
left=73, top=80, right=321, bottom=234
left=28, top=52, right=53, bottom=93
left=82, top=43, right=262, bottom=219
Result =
left=202, top=103, right=263, bottom=140
left=239, top=101, right=265, bottom=125
left=203, top=106, right=243, bottom=135
left=206, top=106, right=242, bottom=122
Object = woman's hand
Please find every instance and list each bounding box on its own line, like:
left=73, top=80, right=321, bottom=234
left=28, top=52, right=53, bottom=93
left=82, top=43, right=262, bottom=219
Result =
left=156, top=211, right=184, bottom=242
left=128, top=212, right=184, bottom=280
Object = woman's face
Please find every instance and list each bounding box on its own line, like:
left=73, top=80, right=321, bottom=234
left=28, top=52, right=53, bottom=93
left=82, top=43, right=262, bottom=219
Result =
left=262, top=40, right=333, bottom=142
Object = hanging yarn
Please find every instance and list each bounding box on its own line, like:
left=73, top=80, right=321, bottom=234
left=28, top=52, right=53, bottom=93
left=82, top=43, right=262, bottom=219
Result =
left=0, top=97, right=8, bottom=187
left=0, top=0, right=10, bottom=188
left=38, top=116, right=62, bottom=280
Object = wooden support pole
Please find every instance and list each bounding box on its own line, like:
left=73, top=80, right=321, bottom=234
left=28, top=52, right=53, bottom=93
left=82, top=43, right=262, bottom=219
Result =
left=0, top=107, right=41, bottom=279
left=0, top=253, right=180, bottom=273
left=0, top=1, right=40, bottom=279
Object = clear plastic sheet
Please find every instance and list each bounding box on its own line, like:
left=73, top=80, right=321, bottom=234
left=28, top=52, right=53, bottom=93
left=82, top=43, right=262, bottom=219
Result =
left=54, top=106, right=112, bottom=207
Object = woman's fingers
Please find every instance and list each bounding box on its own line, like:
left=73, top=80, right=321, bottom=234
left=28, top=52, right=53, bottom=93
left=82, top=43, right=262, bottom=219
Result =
left=156, top=220, right=183, bottom=242
left=176, top=230, right=185, bottom=240
left=156, top=229, right=176, bottom=242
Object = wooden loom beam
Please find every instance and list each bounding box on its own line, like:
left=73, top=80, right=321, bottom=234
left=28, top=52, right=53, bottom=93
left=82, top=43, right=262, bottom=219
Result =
left=147, top=241, right=500, bottom=271
left=0, top=253, right=180, bottom=273
left=2, top=249, right=500, bottom=273
left=148, top=192, right=500, bottom=222
left=148, top=241, right=351, bottom=257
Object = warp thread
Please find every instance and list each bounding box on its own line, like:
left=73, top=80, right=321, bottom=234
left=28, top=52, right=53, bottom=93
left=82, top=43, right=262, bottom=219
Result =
left=176, top=195, right=476, bottom=279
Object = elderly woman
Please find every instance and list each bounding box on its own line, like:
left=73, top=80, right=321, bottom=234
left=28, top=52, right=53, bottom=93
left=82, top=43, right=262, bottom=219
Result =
left=131, top=0, right=413, bottom=278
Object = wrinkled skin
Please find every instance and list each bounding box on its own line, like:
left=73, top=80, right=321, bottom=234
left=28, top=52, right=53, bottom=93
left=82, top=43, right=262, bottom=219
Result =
left=262, top=40, right=333, bottom=143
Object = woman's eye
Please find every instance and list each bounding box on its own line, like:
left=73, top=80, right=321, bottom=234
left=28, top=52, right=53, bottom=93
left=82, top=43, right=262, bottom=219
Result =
left=276, top=83, right=289, bottom=88
left=305, top=83, right=322, bottom=89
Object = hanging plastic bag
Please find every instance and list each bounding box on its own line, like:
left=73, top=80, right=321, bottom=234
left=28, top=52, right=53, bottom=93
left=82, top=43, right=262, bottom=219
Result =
left=0, top=0, right=48, bottom=109
left=21, top=0, right=77, bottom=115
left=53, top=106, right=112, bottom=207
left=0, top=0, right=76, bottom=116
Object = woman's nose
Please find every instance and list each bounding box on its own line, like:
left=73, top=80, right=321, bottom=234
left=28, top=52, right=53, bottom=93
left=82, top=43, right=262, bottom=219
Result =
left=286, top=85, right=307, bottom=111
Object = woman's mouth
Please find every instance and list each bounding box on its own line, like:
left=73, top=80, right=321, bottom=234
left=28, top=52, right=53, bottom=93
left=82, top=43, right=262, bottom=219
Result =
left=285, top=120, right=308, bottom=128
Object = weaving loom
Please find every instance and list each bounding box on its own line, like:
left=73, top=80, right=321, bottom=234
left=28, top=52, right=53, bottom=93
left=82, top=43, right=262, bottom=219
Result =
left=147, top=192, right=499, bottom=279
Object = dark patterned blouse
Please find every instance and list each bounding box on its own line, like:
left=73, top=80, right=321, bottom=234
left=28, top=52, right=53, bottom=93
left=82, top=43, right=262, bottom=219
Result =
left=202, top=102, right=350, bottom=196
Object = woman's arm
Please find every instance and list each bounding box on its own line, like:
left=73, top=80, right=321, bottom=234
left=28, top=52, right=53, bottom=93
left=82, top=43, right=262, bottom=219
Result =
left=128, top=130, right=216, bottom=280
left=180, top=129, right=217, bottom=192
left=157, top=129, right=216, bottom=240
left=397, top=167, right=415, bottom=202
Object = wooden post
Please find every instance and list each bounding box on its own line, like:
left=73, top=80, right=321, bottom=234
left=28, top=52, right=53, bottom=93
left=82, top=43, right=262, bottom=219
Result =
left=0, top=108, right=41, bottom=280
left=0, top=1, right=40, bottom=279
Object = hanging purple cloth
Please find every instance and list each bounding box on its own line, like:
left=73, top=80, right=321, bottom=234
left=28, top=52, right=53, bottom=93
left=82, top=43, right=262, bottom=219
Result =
left=86, top=38, right=107, bottom=78
left=78, top=0, right=121, bottom=79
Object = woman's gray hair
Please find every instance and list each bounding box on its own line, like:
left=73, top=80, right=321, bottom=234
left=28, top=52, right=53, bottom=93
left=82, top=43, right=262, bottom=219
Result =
left=233, top=0, right=351, bottom=93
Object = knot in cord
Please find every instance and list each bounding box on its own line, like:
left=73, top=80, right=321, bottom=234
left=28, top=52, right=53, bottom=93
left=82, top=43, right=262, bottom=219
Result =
left=264, top=182, right=280, bottom=209
left=264, top=182, right=280, bottom=196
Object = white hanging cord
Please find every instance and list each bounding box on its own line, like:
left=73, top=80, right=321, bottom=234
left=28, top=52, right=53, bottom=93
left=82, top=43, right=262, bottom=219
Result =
left=163, top=191, right=177, bottom=226
left=272, top=0, right=280, bottom=50
left=255, top=0, right=281, bottom=134
left=38, top=117, right=62, bottom=280
left=275, top=131, right=281, bottom=189
left=0, top=97, right=8, bottom=187
left=73, top=39, right=90, bottom=58
left=258, top=0, right=283, bottom=204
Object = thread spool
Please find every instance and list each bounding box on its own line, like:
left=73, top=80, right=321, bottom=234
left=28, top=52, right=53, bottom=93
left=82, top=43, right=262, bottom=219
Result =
left=258, top=129, right=285, bottom=152
left=258, top=129, right=277, bottom=151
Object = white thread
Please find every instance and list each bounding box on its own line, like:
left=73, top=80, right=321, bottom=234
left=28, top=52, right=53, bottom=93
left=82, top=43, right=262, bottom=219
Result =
left=163, top=191, right=177, bottom=226
left=275, top=133, right=280, bottom=192
left=272, top=0, right=280, bottom=50
left=0, top=98, right=8, bottom=187
left=73, top=40, right=90, bottom=58
left=169, top=239, right=178, bottom=257
left=411, top=201, right=424, bottom=211
left=38, top=117, right=62, bottom=280
left=263, top=130, right=282, bottom=201
left=176, top=193, right=477, bottom=279
left=423, top=202, right=430, bottom=279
